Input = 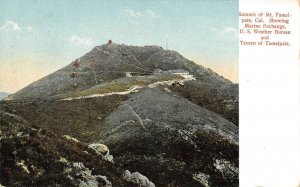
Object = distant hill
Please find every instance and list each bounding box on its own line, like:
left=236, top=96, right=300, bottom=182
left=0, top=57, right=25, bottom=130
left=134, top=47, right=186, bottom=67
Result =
left=0, top=92, right=10, bottom=100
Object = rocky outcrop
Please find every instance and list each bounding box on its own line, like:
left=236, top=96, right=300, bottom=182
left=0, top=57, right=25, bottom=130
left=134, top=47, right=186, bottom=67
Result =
left=123, top=170, right=155, bottom=187
left=88, top=143, right=114, bottom=163
left=192, top=173, right=210, bottom=187
left=65, top=162, right=112, bottom=187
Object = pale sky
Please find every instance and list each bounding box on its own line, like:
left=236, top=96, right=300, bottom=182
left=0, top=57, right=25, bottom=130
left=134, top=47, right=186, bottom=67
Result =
left=0, top=0, right=238, bottom=93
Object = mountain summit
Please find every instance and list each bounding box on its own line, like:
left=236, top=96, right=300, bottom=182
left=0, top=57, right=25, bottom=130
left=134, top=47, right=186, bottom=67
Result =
left=7, top=43, right=230, bottom=100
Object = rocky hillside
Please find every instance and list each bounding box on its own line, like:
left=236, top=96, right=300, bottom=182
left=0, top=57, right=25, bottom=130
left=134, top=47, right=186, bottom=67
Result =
left=0, top=110, right=156, bottom=187
left=1, top=43, right=239, bottom=186
left=98, top=88, right=238, bottom=186
left=168, top=80, right=239, bottom=125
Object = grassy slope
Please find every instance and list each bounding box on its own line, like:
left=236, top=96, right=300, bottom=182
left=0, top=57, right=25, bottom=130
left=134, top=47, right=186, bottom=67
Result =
left=66, top=74, right=183, bottom=98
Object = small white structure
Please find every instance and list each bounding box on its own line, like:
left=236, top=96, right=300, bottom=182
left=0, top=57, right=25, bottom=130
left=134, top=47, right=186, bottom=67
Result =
left=126, top=72, right=132, bottom=77
left=167, top=69, right=189, bottom=75
left=153, top=69, right=163, bottom=74
left=154, top=69, right=189, bottom=76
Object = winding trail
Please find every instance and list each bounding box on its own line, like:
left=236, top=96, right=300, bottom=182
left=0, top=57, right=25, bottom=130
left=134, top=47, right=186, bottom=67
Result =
left=61, top=74, right=195, bottom=101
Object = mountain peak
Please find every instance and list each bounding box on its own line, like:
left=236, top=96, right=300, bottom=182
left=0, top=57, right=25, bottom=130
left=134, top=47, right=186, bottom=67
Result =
left=7, top=43, right=231, bottom=100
